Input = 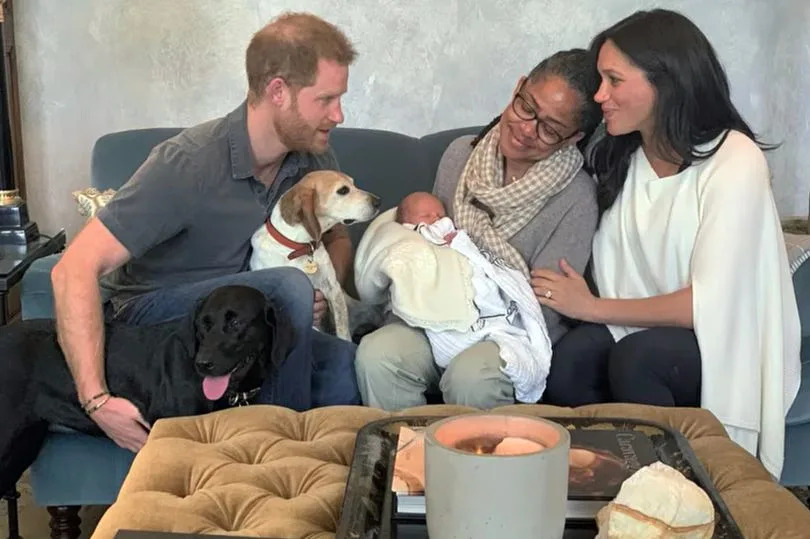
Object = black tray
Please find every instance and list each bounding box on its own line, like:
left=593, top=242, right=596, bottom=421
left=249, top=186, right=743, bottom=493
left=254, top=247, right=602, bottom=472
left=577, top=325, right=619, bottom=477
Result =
left=336, top=415, right=744, bottom=538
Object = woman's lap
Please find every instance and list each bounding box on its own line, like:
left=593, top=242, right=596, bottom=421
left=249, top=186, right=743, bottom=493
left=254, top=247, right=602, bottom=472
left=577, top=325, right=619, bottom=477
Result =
left=545, top=323, right=701, bottom=407
left=355, top=321, right=513, bottom=410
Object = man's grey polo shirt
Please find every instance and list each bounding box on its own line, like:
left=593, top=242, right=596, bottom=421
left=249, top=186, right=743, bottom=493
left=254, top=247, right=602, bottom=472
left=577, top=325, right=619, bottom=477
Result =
left=97, top=100, right=338, bottom=308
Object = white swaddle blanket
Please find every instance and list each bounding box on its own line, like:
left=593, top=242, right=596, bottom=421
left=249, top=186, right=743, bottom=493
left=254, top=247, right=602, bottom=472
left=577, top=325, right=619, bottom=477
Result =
left=354, top=209, right=478, bottom=332
left=354, top=210, right=553, bottom=402
left=416, top=218, right=553, bottom=402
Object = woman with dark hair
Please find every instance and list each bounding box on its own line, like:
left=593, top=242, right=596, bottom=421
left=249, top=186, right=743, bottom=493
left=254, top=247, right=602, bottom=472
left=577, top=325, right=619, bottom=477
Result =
left=534, top=9, right=800, bottom=478
left=356, top=49, right=603, bottom=410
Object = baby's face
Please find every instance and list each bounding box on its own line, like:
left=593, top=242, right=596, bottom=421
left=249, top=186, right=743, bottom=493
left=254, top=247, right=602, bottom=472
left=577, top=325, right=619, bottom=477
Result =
left=402, top=195, right=446, bottom=225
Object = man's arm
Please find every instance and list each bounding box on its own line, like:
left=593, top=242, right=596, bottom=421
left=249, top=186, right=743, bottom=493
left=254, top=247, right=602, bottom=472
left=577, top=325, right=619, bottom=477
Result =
left=51, top=141, right=196, bottom=451
left=51, top=218, right=151, bottom=451
left=52, top=218, right=128, bottom=399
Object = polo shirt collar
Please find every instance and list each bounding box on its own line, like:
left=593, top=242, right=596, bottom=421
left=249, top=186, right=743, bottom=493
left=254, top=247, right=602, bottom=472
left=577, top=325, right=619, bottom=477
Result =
left=226, top=100, right=254, bottom=180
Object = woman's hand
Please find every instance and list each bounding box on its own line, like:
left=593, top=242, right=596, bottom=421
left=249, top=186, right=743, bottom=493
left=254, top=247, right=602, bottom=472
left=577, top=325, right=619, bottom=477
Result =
left=531, top=259, right=597, bottom=322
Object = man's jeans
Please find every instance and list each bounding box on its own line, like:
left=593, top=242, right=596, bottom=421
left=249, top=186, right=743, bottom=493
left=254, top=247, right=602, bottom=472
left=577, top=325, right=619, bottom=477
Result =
left=106, top=267, right=360, bottom=411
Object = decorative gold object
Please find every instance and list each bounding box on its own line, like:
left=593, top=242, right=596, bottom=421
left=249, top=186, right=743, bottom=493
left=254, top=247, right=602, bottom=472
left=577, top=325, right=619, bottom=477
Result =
left=0, top=188, right=21, bottom=206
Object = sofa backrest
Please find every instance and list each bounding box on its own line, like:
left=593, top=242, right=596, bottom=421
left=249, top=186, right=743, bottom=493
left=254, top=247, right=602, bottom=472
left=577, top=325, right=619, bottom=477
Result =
left=89, top=124, right=483, bottom=242
left=91, top=128, right=184, bottom=191
left=330, top=125, right=482, bottom=242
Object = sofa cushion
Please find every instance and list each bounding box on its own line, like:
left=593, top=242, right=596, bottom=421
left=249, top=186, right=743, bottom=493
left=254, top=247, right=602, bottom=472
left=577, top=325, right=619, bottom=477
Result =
left=91, top=404, right=810, bottom=539
left=20, top=254, right=63, bottom=320
left=30, top=431, right=135, bottom=506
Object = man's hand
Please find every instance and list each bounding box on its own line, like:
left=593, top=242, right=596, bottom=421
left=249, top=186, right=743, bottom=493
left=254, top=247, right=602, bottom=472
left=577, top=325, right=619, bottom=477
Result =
left=313, top=289, right=328, bottom=326
left=90, top=396, right=152, bottom=452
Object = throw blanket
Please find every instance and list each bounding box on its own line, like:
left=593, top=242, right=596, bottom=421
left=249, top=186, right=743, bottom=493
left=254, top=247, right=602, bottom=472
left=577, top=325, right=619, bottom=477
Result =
left=354, top=209, right=477, bottom=332
left=426, top=226, right=553, bottom=402
left=453, top=123, right=583, bottom=278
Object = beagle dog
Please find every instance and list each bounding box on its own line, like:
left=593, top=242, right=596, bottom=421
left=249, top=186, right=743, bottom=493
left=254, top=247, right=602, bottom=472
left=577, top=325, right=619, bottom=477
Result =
left=249, top=170, right=381, bottom=340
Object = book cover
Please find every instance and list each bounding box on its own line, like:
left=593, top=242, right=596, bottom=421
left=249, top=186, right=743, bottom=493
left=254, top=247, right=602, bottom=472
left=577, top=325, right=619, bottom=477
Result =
left=390, top=423, right=659, bottom=519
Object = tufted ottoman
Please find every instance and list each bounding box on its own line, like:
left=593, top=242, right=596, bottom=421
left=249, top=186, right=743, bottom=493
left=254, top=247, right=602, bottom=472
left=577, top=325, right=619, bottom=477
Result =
left=90, top=403, right=810, bottom=539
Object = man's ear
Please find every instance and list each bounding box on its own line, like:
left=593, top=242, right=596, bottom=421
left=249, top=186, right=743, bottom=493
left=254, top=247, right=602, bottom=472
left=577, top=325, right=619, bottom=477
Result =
left=265, top=301, right=295, bottom=369
left=265, top=77, right=289, bottom=107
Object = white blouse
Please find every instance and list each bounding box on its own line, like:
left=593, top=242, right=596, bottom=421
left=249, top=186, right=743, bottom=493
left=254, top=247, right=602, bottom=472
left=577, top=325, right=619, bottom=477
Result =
left=592, top=130, right=801, bottom=479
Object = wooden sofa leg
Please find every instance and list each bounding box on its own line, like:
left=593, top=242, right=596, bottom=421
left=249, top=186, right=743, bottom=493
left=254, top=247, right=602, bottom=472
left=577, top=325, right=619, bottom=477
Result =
left=46, top=506, right=81, bottom=539
left=3, top=487, right=21, bottom=539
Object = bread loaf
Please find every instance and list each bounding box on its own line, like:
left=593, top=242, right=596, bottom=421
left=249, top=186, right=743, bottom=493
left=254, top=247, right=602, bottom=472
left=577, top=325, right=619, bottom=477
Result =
left=596, top=461, right=715, bottom=538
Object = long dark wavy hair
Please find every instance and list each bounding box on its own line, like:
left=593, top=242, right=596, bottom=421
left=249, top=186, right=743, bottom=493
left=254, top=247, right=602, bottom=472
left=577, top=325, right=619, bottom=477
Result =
left=471, top=48, right=602, bottom=156
left=589, top=9, right=776, bottom=214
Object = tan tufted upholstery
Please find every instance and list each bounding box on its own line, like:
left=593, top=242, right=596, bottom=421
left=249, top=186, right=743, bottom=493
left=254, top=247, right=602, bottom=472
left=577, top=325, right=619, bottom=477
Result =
left=91, top=403, right=810, bottom=538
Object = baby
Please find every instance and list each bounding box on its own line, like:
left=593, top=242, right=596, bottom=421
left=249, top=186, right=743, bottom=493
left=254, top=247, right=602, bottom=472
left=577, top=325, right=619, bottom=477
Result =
left=357, top=190, right=552, bottom=402
left=395, top=191, right=457, bottom=245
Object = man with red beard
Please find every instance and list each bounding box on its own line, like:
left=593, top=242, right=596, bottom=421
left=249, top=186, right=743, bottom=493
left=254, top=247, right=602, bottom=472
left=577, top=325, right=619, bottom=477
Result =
left=50, top=12, right=360, bottom=453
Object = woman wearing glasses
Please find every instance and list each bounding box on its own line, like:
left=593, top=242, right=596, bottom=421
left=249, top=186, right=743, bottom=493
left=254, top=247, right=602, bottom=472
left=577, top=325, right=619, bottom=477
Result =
left=355, top=49, right=602, bottom=410
left=534, top=10, right=799, bottom=478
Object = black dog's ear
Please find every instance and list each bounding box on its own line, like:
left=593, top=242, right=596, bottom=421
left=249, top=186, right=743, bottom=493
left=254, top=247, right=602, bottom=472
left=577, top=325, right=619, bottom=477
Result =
left=182, top=296, right=209, bottom=358
left=265, top=301, right=295, bottom=368
left=189, top=296, right=209, bottom=331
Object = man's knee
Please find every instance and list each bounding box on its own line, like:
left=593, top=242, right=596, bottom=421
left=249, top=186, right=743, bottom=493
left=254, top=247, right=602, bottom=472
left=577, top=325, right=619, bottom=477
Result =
left=248, top=267, right=314, bottom=299
left=441, top=341, right=513, bottom=408
left=246, top=267, right=314, bottom=324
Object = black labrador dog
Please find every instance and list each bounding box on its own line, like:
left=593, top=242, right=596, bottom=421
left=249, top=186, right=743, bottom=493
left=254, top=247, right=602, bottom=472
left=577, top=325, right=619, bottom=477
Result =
left=0, top=285, right=292, bottom=496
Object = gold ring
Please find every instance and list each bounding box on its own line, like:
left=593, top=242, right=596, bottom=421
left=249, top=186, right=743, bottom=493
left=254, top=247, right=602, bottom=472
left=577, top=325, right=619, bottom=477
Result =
left=544, top=290, right=552, bottom=299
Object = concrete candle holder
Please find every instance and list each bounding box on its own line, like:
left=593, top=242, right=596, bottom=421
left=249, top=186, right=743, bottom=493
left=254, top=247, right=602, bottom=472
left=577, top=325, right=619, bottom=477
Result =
left=425, top=413, right=570, bottom=539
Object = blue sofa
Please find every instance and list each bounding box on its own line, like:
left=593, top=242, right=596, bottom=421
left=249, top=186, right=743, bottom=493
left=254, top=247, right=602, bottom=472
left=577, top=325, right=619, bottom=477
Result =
left=18, top=125, right=810, bottom=534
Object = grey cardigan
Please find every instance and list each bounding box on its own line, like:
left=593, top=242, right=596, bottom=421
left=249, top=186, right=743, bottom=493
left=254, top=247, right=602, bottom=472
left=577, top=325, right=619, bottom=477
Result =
left=433, top=135, right=599, bottom=343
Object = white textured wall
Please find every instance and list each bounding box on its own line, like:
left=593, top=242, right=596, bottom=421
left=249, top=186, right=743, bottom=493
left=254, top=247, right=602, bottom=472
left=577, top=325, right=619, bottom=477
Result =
left=14, top=0, right=810, bottom=238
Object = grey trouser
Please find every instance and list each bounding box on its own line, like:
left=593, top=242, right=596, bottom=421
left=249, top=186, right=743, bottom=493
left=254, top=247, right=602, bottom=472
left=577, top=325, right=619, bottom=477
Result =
left=355, top=321, right=515, bottom=411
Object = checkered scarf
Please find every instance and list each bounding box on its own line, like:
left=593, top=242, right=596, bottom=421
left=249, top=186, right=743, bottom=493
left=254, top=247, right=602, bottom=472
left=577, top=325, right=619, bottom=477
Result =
left=452, top=123, right=583, bottom=278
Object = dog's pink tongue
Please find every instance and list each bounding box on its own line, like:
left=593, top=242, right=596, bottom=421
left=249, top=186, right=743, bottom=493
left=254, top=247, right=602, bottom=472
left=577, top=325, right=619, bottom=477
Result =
left=202, top=374, right=231, bottom=401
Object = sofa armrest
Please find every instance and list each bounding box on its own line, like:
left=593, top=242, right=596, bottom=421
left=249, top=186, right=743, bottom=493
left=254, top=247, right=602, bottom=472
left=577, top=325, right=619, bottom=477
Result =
left=20, top=253, right=61, bottom=320
left=784, top=233, right=810, bottom=425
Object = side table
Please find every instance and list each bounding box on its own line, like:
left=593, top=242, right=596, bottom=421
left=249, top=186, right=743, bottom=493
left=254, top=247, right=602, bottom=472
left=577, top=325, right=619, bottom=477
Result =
left=0, top=229, right=66, bottom=326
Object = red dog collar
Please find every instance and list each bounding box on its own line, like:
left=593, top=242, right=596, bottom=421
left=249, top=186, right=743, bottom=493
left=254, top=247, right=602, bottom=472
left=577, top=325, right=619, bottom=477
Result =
left=264, top=221, right=318, bottom=260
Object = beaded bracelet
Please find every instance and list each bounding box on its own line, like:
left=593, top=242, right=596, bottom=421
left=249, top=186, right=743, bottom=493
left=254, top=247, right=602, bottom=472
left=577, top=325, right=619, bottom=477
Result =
left=84, top=394, right=112, bottom=416
left=81, top=390, right=110, bottom=413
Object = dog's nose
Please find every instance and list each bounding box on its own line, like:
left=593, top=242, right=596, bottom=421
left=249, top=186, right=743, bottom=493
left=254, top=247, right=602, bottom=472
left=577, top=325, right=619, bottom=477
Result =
left=196, top=360, right=214, bottom=372
left=370, top=195, right=381, bottom=209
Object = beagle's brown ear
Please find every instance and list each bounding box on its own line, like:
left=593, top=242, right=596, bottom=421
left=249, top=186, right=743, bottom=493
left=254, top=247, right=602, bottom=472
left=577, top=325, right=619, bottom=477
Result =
left=279, top=187, right=321, bottom=242
left=298, top=188, right=321, bottom=242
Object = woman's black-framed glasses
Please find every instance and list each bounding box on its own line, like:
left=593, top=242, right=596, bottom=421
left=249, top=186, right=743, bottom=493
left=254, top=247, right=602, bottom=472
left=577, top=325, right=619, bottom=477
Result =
left=511, top=80, right=577, bottom=146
